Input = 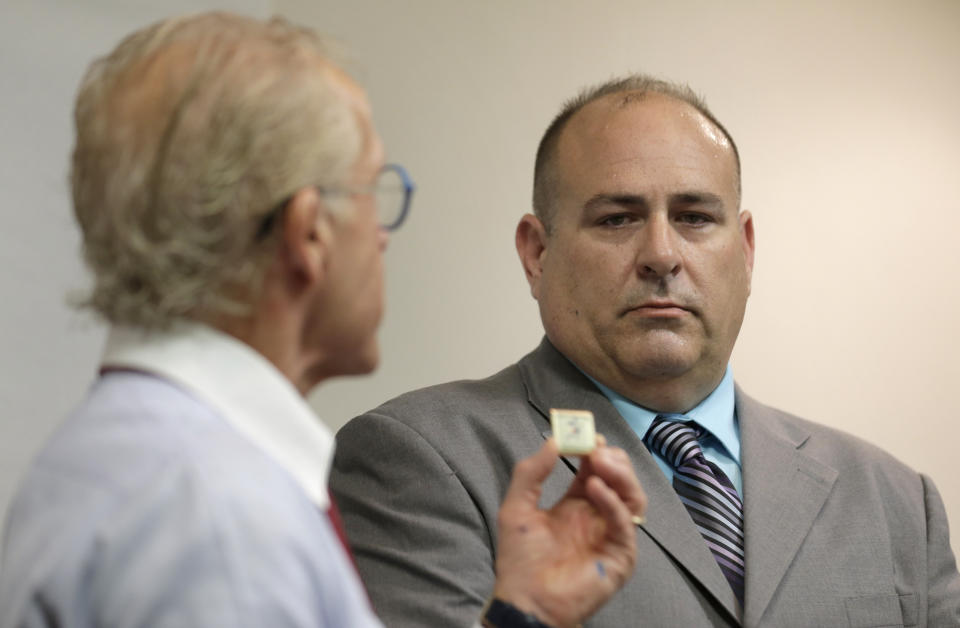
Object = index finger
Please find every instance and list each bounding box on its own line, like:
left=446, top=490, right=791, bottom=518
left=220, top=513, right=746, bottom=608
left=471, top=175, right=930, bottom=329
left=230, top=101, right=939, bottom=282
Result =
left=501, top=437, right=560, bottom=515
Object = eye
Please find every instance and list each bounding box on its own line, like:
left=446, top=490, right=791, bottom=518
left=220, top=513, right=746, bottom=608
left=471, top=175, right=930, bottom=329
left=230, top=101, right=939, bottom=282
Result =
left=598, top=214, right=634, bottom=228
left=675, top=212, right=713, bottom=226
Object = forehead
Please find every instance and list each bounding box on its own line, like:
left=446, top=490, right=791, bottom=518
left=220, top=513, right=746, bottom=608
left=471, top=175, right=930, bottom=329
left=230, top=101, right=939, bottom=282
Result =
left=322, top=63, right=383, bottom=170
left=554, top=93, right=738, bottom=201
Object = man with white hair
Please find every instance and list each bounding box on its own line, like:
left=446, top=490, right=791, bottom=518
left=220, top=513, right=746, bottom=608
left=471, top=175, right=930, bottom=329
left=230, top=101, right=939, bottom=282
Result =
left=0, top=13, right=645, bottom=627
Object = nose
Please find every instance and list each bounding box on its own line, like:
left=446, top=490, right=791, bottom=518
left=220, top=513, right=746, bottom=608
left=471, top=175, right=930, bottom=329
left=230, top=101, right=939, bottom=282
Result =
left=636, top=213, right=681, bottom=280
left=378, top=225, right=389, bottom=252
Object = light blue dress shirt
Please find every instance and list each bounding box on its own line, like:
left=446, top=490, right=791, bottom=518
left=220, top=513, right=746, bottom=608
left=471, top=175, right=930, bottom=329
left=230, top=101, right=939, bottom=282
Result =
left=591, top=367, right=743, bottom=494
left=0, top=324, right=381, bottom=627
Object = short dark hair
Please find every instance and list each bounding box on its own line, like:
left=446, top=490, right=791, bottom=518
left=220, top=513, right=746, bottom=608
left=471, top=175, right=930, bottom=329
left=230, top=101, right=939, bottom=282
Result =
left=532, top=74, right=741, bottom=230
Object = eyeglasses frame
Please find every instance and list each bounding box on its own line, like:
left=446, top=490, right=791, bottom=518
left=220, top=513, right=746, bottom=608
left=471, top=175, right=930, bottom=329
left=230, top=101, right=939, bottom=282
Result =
left=255, top=162, right=414, bottom=241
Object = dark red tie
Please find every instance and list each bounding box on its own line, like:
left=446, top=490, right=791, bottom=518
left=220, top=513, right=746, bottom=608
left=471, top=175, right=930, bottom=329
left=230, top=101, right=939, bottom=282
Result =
left=326, top=490, right=371, bottom=603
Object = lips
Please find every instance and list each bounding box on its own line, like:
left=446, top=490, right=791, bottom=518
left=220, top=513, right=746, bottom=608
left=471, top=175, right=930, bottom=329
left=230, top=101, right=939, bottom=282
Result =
left=622, top=301, right=694, bottom=318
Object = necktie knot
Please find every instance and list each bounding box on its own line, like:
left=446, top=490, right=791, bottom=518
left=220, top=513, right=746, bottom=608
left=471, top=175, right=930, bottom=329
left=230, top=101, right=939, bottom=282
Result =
left=644, top=415, right=705, bottom=469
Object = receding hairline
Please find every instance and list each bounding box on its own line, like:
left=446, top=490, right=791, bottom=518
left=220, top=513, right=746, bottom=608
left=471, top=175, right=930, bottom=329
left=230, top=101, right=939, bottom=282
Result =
left=532, top=76, right=742, bottom=228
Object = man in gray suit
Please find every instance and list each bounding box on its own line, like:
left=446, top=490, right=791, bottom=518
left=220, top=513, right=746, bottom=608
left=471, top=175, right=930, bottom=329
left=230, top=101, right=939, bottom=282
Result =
left=331, top=75, right=960, bottom=626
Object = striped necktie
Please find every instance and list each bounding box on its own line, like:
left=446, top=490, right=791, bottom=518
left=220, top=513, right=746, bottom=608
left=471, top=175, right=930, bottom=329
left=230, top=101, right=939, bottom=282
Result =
left=644, top=416, right=745, bottom=606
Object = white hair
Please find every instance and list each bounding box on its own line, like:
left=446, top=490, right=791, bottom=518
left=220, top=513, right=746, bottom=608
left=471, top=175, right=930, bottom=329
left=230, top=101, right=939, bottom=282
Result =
left=71, top=12, right=363, bottom=328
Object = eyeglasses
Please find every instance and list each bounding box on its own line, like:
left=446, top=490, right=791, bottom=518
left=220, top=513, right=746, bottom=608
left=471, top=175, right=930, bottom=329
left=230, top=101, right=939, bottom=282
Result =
left=255, top=163, right=414, bottom=240
left=356, top=163, right=415, bottom=231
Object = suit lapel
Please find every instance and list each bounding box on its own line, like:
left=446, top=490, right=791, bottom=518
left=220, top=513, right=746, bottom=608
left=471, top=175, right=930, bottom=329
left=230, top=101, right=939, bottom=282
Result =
left=520, top=339, right=742, bottom=624
left=737, top=389, right=838, bottom=626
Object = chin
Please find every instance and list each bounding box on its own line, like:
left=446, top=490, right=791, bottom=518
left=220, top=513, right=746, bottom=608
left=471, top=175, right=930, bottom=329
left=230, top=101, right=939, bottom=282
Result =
left=347, top=339, right=381, bottom=376
left=316, top=336, right=380, bottom=381
left=620, top=336, right=700, bottom=379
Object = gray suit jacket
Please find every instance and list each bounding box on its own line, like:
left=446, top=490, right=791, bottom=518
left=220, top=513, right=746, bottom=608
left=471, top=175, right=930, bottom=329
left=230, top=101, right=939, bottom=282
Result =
left=331, top=339, right=960, bottom=627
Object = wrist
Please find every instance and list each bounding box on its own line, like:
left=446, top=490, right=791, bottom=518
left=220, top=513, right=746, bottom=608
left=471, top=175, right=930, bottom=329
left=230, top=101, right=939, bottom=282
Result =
left=481, top=597, right=556, bottom=628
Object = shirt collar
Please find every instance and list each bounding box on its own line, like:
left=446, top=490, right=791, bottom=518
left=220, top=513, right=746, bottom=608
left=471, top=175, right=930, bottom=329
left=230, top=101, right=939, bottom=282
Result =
left=101, top=321, right=333, bottom=510
left=589, top=366, right=741, bottom=463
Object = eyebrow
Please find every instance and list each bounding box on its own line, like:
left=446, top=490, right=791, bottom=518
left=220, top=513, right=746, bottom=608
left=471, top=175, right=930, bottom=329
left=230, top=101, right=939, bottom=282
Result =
left=583, top=194, right=646, bottom=212
left=673, top=192, right=725, bottom=207
left=583, top=191, right=725, bottom=211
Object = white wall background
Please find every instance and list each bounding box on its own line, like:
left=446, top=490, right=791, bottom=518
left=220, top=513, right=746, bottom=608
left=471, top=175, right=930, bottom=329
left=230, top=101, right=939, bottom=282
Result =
left=3, top=0, right=959, bottom=561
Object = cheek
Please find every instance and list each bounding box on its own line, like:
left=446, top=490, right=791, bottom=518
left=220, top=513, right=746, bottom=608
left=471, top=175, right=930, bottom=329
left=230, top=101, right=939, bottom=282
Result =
left=701, top=248, right=751, bottom=322
left=355, top=228, right=384, bottom=279
left=700, top=238, right=748, bottom=281
left=334, top=229, right=385, bottom=321
left=544, top=248, right=627, bottom=319
left=359, top=256, right=384, bottom=315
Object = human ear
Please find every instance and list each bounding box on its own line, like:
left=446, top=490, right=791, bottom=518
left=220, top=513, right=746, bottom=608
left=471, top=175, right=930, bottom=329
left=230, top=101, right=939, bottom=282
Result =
left=739, top=210, right=755, bottom=293
left=281, top=188, right=330, bottom=286
left=515, top=213, right=549, bottom=300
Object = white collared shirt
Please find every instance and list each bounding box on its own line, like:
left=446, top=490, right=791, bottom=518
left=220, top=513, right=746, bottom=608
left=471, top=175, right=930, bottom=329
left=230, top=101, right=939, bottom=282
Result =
left=103, top=322, right=334, bottom=509
left=0, top=322, right=381, bottom=627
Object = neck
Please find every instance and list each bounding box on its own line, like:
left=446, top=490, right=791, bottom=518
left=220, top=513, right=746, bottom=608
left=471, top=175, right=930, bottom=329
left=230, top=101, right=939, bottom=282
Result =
left=579, top=360, right=727, bottom=414
left=204, top=302, right=326, bottom=397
